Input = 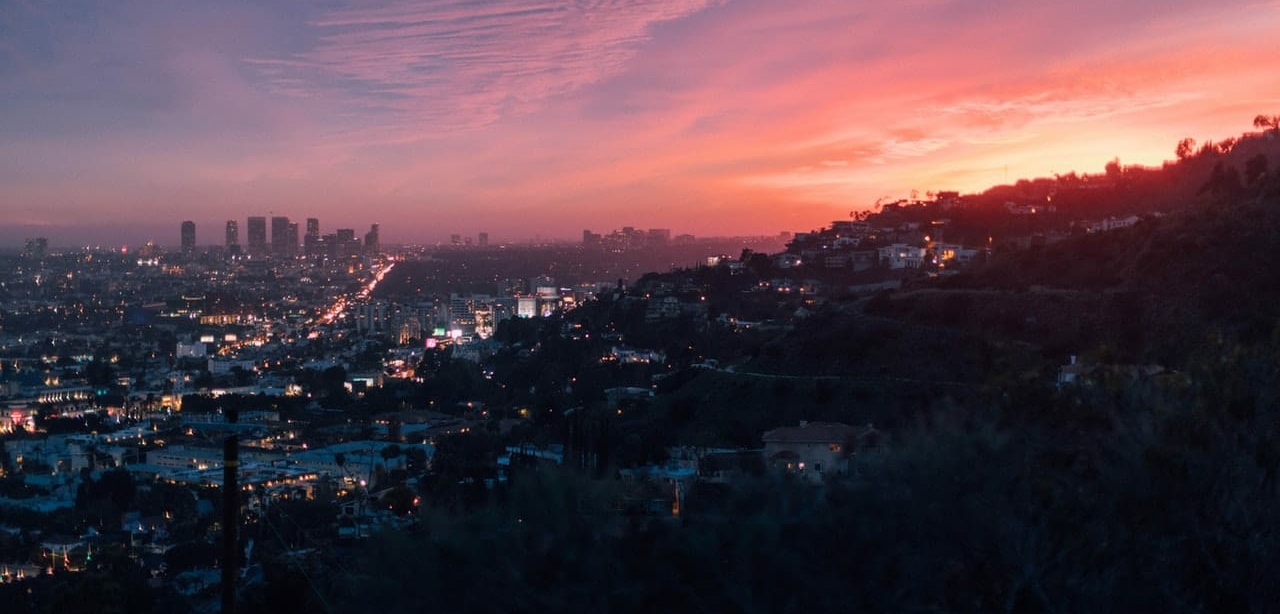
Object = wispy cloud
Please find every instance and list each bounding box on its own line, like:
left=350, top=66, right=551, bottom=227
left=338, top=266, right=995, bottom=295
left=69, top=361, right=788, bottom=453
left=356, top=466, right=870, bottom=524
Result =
left=252, top=0, right=726, bottom=143
left=2, top=0, right=1279, bottom=244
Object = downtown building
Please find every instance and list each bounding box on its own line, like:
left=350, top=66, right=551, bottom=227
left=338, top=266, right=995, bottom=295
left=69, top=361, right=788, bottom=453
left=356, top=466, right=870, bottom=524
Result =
left=271, top=216, right=297, bottom=258
left=225, top=220, right=241, bottom=256
left=247, top=217, right=268, bottom=256
left=180, top=221, right=196, bottom=255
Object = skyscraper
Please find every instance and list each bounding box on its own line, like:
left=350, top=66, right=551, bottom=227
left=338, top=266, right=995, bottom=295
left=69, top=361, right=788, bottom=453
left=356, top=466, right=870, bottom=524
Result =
left=305, top=218, right=321, bottom=258
left=364, top=223, right=380, bottom=255
left=478, top=232, right=489, bottom=247
left=23, top=237, right=48, bottom=260
left=287, top=222, right=299, bottom=258
left=226, top=221, right=241, bottom=257
left=271, top=216, right=292, bottom=258
left=335, top=228, right=359, bottom=257
left=180, top=221, right=196, bottom=254
left=247, top=217, right=267, bottom=256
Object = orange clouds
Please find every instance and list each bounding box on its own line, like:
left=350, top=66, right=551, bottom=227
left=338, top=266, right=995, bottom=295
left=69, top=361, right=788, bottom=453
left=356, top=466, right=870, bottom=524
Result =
left=2, top=0, right=1279, bottom=245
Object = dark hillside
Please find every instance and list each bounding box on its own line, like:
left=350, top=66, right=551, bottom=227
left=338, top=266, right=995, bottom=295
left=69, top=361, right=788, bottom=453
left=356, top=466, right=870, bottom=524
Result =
left=876, top=157, right=1280, bottom=364
left=936, top=129, right=1280, bottom=245
left=633, top=367, right=986, bottom=448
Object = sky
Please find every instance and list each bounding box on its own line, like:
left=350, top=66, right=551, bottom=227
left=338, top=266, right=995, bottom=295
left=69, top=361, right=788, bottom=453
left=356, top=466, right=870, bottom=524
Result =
left=2, top=0, right=1279, bottom=247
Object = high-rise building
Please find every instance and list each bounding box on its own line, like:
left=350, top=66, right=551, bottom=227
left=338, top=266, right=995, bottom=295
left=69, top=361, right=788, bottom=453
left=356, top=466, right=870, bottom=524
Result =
left=516, top=295, right=537, bottom=318
left=304, top=218, right=320, bottom=258
left=333, top=228, right=360, bottom=258
left=226, top=221, right=242, bottom=257
left=271, top=216, right=292, bottom=258
left=287, top=222, right=299, bottom=258
left=530, top=275, right=557, bottom=298
left=22, top=237, right=48, bottom=260
left=450, top=234, right=462, bottom=246
left=364, top=223, right=380, bottom=255
left=247, top=217, right=267, bottom=256
left=478, top=232, right=489, bottom=247
left=180, top=221, right=196, bottom=254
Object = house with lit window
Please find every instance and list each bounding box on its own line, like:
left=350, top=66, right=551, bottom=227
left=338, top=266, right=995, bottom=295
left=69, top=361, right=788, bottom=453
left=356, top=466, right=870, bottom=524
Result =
left=931, top=243, right=982, bottom=267
left=877, top=244, right=926, bottom=269
left=762, top=421, right=884, bottom=482
left=762, top=421, right=858, bottom=482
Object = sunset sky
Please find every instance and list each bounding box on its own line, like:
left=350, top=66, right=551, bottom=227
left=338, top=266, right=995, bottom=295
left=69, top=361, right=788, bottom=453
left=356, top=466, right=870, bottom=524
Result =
left=3, top=0, right=1278, bottom=246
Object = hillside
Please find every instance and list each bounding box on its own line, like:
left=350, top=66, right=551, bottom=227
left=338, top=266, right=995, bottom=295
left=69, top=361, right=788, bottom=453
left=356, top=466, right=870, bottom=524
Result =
left=879, top=181, right=1280, bottom=364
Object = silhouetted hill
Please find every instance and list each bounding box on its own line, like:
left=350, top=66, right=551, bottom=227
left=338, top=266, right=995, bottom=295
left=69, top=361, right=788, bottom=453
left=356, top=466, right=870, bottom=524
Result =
left=874, top=155, right=1280, bottom=364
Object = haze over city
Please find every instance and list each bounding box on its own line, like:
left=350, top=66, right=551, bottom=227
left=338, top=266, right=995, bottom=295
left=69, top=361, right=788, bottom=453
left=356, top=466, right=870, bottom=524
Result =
left=3, top=0, right=1279, bottom=246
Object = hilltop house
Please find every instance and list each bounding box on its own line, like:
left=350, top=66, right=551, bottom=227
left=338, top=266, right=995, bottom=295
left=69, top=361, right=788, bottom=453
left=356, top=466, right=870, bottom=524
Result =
left=1087, top=215, right=1141, bottom=233
left=877, top=244, right=926, bottom=269
left=763, top=422, right=852, bottom=481
left=762, top=421, right=884, bottom=482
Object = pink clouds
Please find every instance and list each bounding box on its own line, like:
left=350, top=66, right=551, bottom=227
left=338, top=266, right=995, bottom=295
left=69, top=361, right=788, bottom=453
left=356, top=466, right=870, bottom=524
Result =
left=252, top=0, right=727, bottom=141
left=595, top=0, right=1280, bottom=216
left=2, top=0, right=1279, bottom=245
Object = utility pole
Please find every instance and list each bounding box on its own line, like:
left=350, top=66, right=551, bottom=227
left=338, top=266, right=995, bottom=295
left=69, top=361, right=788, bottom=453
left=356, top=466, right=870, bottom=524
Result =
left=222, top=406, right=239, bottom=614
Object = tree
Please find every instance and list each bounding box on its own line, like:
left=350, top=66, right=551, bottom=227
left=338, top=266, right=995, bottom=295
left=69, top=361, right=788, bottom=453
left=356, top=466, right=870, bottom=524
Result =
left=1175, top=138, right=1196, bottom=160
left=379, top=444, right=403, bottom=465
left=746, top=252, right=772, bottom=277
left=1253, top=113, right=1280, bottom=133
left=1105, top=157, right=1122, bottom=179
left=190, top=369, right=211, bottom=389
left=378, top=485, right=417, bottom=516
left=230, top=365, right=255, bottom=387
left=1245, top=153, right=1269, bottom=185
left=84, top=357, right=116, bottom=388
left=1200, top=161, right=1244, bottom=201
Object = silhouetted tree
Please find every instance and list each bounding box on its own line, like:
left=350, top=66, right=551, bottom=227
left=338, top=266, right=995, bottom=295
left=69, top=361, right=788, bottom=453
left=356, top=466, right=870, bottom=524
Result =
left=84, top=357, right=115, bottom=388
left=1105, top=157, right=1122, bottom=179
left=1245, top=153, right=1269, bottom=185
left=1175, top=137, right=1196, bottom=160
left=1201, top=161, right=1244, bottom=201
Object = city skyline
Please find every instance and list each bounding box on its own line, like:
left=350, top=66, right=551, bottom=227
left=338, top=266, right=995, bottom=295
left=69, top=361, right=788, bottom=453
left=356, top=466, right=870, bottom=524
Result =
left=12, top=214, right=768, bottom=251
left=3, top=0, right=1279, bottom=246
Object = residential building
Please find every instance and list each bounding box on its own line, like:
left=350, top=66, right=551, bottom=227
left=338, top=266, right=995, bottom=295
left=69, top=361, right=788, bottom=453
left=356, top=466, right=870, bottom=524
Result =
left=762, top=421, right=859, bottom=482
left=877, top=244, right=926, bottom=269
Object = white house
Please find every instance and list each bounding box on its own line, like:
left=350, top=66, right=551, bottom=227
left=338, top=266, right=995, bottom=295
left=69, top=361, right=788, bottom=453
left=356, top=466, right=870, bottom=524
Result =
left=1088, top=215, right=1140, bottom=233
left=877, top=244, right=926, bottom=269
